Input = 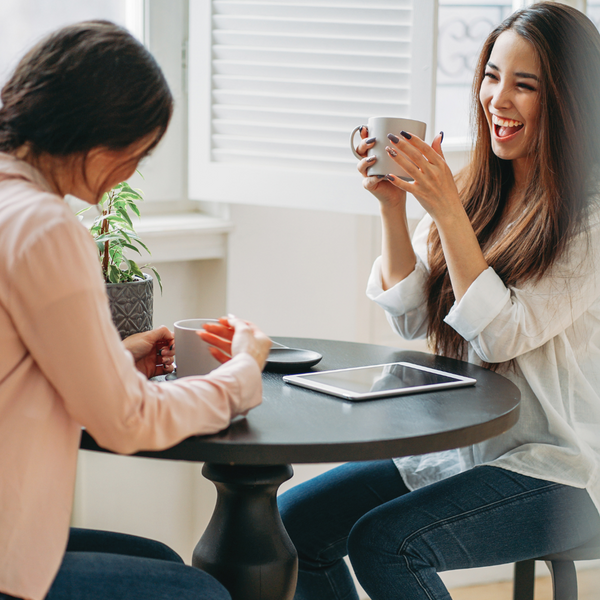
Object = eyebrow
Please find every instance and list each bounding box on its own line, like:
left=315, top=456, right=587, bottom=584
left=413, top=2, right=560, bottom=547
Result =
left=487, top=61, right=539, bottom=81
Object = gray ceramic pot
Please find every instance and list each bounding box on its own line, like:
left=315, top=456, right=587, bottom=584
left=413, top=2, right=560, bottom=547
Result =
left=106, top=274, right=153, bottom=340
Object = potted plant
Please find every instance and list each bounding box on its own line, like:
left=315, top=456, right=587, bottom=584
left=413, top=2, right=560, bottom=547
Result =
left=78, top=181, right=162, bottom=339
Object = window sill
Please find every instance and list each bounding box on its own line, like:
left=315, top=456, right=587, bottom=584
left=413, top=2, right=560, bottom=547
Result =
left=80, top=211, right=234, bottom=264
left=133, top=213, right=234, bottom=263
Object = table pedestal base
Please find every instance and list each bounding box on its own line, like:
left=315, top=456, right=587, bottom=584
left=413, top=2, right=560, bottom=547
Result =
left=192, top=463, right=298, bottom=600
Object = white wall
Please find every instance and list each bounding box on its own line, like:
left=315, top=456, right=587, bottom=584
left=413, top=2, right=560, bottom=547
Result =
left=226, top=204, right=379, bottom=343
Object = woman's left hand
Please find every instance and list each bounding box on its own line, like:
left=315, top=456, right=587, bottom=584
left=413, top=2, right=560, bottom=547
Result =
left=123, top=325, right=175, bottom=378
left=383, top=132, right=463, bottom=222
left=385, top=131, right=490, bottom=302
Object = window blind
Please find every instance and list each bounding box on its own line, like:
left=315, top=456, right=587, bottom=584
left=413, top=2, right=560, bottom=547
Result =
left=189, top=0, right=437, bottom=215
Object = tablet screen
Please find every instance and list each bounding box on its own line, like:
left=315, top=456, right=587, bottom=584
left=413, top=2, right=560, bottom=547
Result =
left=283, top=362, right=476, bottom=400
left=300, top=363, right=459, bottom=393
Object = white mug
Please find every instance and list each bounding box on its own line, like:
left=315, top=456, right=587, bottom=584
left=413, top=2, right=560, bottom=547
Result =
left=350, top=117, right=427, bottom=181
left=174, top=319, right=222, bottom=377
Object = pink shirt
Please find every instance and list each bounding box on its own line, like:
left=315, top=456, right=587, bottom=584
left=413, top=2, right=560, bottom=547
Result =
left=0, top=154, right=263, bottom=600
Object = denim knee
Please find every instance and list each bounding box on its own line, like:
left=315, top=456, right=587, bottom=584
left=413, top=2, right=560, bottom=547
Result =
left=347, top=505, right=437, bottom=582
left=347, top=508, right=395, bottom=576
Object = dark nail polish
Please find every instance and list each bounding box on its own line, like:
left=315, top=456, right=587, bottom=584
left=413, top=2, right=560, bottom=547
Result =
left=400, top=131, right=412, bottom=140
left=387, top=133, right=400, bottom=144
left=386, top=174, right=396, bottom=181
left=170, top=344, right=173, bottom=351
left=440, top=131, right=444, bottom=143
left=366, top=137, right=376, bottom=144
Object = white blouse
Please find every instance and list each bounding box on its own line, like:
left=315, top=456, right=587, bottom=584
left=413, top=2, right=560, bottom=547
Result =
left=366, top=208, right=600, bottom=517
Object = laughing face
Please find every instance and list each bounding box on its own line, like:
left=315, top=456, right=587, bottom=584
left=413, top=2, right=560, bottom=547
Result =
left=479, top=30, right=541, bottom=169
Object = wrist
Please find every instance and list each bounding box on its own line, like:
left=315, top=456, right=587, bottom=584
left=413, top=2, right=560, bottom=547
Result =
left=431, top=203, right=468, bottom=231
left=379, top=197, right=407, bottom=218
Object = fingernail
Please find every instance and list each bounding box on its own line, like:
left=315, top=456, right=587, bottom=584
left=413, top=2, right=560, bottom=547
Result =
left=387, top=133, right=400, bottom=143
left=400, top=131, right=412, bottom=140
left=386, top=146, right=398, bottom=157
left=440, top=131, right=444, bottom=143
left=157, top=348, right=163, bottom=356
left=376, top=175, right=386, bottom=179
left=170, top=344, right=173, bottom=351
left=386, top=174, right=396, bottom=181
left=366, top=155, right=376, bottom=163
left=366, top=137, right=376, bottom=144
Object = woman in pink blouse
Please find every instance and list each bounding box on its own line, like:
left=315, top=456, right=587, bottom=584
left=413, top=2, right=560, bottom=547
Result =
left=0, top=21, right=270, bottom=600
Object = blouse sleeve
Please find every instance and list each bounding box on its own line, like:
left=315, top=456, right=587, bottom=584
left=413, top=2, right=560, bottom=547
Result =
left=445, top=209, right=600, bottom=364
left=6, top=208, right=263, bottom=455
left=366, top=214, right=432, bottom=340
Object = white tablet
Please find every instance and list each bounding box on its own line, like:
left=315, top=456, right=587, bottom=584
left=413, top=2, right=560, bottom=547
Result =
left=283, top=362, right=476, bottom=401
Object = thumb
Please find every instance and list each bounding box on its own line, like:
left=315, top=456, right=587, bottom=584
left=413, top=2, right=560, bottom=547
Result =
left=227, top=314, right=251, bottom=335
left=432, top=131, right=445, bottom=159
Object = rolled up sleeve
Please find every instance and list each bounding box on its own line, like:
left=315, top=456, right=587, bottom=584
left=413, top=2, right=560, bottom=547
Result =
left=444, top=267, right=511, bottom=341
left=366, top=255, right=429, bottom=339
left=443, top=216, right=600, bottom=363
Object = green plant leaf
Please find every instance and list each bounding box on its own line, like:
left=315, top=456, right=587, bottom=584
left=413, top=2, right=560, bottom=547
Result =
left=116, top=207, right=134, bottom=228
left=120, top=229, right=136, bottom=243
left=129, top=260, right=144, bottom=279
left=108, top=264, right=121, bottom=283
left=95, top=233, right=127, bottom=243
left=125, top=201, right=141, bottom=217
left=135, top=239, right=151, bottom=254
left=150, top=267, right=163, bottom=294
left=122, top=242, right=142, bottom=255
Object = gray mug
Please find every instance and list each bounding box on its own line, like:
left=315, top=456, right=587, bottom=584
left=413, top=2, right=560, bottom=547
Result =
left=174, top=319, right=222, bottom=377
left=350, top=116, right=427, bottom=181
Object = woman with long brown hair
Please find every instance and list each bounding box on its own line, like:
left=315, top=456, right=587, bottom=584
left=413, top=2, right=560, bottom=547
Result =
left=278, top=3, right=600, bottom=599
left=0, top=20, right=271, bottom=600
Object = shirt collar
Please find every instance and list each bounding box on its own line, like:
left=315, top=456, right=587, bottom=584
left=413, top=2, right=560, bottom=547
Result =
left=0, top=152, right=56, bottom=194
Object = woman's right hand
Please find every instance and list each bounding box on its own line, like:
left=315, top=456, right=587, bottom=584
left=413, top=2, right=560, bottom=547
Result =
left=355, top=125, right=407, bottom=210
left=198, top=316, right=272, bottom=371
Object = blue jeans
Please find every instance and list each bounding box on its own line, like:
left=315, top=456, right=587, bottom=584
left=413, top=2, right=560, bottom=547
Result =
left=1, top=528, right=230, bottom=600
left=278, top=461, right=600, bottom=600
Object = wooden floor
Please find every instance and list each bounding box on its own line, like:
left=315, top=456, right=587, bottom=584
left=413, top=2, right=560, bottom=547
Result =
left=448, top=568, right=600, bottom=600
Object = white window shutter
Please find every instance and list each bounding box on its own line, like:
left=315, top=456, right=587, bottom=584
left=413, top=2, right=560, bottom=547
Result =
left=188, top=0, right=437, bottom=216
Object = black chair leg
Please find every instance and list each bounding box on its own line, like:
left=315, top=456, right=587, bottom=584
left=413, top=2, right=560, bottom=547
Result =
left=513, top=559, right=536, bottom=600
left=545, top=560, right=578, bottom=600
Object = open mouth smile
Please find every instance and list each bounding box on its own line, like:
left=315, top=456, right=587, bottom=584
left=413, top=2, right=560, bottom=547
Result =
left=492, top=114, right=524, bottom=141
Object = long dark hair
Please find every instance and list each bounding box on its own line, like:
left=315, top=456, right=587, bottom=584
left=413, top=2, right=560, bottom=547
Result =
left=425, top=2, right=600, bottom=369
left=0, top=20, right=173, bottom=161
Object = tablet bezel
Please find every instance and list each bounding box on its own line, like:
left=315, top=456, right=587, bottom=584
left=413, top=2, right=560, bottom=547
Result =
left=282, top=361, right=477, bottom=401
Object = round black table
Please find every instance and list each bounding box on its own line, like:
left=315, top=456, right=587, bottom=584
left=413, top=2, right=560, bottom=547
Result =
left=80, top=338, right=521, bottom=600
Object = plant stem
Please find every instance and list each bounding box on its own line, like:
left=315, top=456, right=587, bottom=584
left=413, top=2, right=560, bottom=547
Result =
left=102, top=193, right=111, bottom=281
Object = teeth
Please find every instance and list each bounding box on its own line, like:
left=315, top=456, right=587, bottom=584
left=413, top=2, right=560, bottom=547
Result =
left=492, top=115, right=523, bottom=128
